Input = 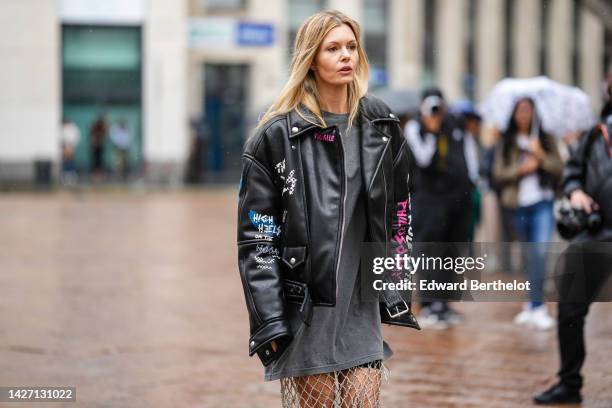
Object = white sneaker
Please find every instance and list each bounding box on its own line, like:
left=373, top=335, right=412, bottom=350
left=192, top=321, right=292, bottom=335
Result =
left=513, top=303, right=532, bottom=325
left=443, top=307, right=465, bottom=326
left=529, top=305, right=555, bottom=330
left=418, top=307, right=450, bottom=330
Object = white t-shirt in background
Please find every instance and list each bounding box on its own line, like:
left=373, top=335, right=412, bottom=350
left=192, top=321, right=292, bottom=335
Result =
left=516, top=133, right=554, bottom=207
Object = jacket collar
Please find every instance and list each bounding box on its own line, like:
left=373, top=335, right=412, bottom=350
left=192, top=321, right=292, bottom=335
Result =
left=287, top=95, right=399, bottom=138
left=287, top=108, right=319, bottom=138
left=359, top=94, right=400, bottom=124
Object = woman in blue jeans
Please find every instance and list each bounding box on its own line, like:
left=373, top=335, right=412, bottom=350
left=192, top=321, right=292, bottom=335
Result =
left=493, top=98, right=563, bottom=330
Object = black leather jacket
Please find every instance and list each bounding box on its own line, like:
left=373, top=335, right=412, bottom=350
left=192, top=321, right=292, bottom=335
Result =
left=563, top=120, right=612, bottom=240
left=237, top=95, right=419, bottom=367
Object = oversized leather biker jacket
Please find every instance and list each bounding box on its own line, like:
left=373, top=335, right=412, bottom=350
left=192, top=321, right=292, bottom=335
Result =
left=237, top=95, right=419, bottom=367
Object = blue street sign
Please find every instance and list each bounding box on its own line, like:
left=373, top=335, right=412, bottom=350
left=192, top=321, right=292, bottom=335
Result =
left=236, top=22, right=274, bottom=46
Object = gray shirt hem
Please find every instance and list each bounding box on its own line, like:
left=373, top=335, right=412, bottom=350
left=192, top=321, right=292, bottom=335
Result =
left=264, top=350, right=393, bottom=382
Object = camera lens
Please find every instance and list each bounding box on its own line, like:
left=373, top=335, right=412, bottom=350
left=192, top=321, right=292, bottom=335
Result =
left=587, top=212, right=602, bottom=232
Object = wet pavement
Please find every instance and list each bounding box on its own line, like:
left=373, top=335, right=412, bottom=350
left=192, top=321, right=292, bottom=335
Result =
left=0, top=189, right=610, bottom=408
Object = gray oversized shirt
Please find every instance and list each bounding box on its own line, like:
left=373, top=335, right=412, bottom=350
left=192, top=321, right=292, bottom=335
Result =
left=264, top=110, right=393, bottom=381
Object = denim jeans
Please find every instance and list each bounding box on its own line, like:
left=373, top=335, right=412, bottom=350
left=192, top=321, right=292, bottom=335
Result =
left=511, top=200, right=554, bottom=306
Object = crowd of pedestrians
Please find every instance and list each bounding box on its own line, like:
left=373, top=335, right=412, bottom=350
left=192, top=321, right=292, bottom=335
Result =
left=403, top=78, right=612, bottom=405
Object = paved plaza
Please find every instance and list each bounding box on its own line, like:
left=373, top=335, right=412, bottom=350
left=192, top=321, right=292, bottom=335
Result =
left=0, top=189, right=610, bottom=407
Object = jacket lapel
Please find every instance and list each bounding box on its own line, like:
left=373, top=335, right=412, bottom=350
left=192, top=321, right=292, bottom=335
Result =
left=360, top=117, right=387, bottom=195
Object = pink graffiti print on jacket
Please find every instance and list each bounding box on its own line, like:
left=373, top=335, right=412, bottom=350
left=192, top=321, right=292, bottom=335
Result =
left=392, top=199, right=410, bottom=253
left=314, top=132, right=336, bottom=142
left=391, top=197, right=413, bottom=279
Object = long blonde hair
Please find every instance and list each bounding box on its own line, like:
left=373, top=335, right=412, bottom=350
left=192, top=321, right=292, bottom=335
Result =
left=257, top=10, right=369, bottom=130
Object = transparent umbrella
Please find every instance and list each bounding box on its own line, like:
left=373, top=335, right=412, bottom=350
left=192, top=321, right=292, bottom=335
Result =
left=479, top=76, right=596, bottom=138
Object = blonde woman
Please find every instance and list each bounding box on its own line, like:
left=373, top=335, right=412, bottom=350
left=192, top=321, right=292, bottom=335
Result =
left=237, top=10, right=419, bottom=407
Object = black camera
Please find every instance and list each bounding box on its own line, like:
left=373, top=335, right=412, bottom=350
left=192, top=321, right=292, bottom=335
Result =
left=557, top=205, right=603, bottom=240
left=421, top=95, right=443, bottom=117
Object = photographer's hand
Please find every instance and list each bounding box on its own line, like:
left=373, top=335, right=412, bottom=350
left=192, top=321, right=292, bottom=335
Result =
left=570, top=189, right=599, bottom=214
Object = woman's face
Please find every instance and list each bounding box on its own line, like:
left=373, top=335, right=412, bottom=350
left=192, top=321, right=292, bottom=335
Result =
left=312, top=24, right=358, bottom=88
left=513, top=100, right=534, bottom=132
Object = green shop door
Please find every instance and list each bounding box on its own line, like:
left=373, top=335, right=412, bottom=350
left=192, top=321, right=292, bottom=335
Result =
left=62, top=25, right=142, bottom=175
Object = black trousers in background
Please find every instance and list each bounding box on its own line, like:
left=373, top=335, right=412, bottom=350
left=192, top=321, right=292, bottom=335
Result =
left=91, top=146, right=104, bottom=172
left=556, top=241, right=612, bottom=390
left=411, top=193, right=473, bottom=306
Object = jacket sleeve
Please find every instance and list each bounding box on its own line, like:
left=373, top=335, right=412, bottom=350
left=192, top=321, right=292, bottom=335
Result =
left=237, top=134, right=292, bottom=367
left=492, top=143, right=520, bottom=185
left=389, top=122, right=414, bottom=303
left=376, top=122, right=420, bottom=329
left=540, top=134, right=564, bottom=182
left=562, top=129, right=592, bottom=197
left=404, top=120, right=436, bottom=168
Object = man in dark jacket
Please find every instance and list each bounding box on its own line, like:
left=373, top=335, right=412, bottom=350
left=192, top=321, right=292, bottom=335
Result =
left=534, top=80, right=612, bottom=405
left=404, top=88, right=475, bottom=328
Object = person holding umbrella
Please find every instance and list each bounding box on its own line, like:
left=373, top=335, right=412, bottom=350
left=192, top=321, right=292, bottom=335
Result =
left=479, top=77, right=595, bottom=140
left=492, top=98, right=563, bottom=330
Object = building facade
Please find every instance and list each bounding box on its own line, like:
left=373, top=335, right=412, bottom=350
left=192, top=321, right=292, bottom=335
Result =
left=0, top=0, right=187, bottom=185
left=0, top=0, right=609, bottom=184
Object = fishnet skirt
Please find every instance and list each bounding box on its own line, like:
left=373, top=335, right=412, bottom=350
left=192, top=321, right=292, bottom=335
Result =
left=279, top=360, right=389, bottom=408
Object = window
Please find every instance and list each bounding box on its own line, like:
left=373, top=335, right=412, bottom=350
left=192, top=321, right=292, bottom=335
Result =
left=201, top=0, right=245, bottom=12
left=62, top=26, right=141, bottom=103
left=288, top=0, right=326, bottom=58
left=363, top=0, right=389, bottom=88
left=62, top=25, right=143, bottom=171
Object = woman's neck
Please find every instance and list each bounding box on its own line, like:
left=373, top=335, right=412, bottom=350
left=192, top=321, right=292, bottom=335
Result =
left=318, top=83, right=349, bottom=114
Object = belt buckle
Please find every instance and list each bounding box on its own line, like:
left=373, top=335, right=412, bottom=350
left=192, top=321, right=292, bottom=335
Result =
left=386, top=300, right=410, bottom=318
